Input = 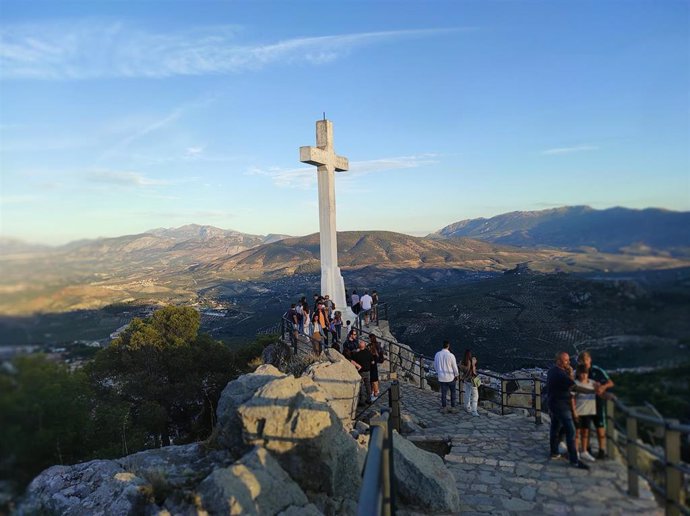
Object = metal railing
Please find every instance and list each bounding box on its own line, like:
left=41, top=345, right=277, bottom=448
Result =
left=276, top=302, right=688, bottom=514
left=606, top=398, right=689, bottom=515
left=358, top=407, right=397, bottom=516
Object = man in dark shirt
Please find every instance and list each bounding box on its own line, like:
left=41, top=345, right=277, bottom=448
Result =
left=350, top=340, right=373, bottom=405
left=546, top=351, right=589, bottom=469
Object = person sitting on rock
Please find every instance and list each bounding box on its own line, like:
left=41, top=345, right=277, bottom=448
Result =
left=434, top=340, right=459, bottom=414
left=350, top=340, right=373, bottom=405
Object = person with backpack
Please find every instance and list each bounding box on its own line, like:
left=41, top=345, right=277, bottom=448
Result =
left=285, top=304, right=299, bottom=354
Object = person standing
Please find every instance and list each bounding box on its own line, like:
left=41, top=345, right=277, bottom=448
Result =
left=574, top=364, right=597, bottom=462
left=350, top=340, right=374, bottom=405
left=434, top=341, right=459, bottom=414
left=333, top=311, right=343, bottom=344
left=360, top=291, right=373, bottom=327
left=460, top=349, right=480, bottom=416
left=368, top=335, right=384, bottom=400
left=547, top=352, right=589, bottom=469
left=351, top=290, right=360, bottom=315
left=578, top=351, right=614, bottom=459
left=371, top=290, right=379, bottom=323
left=285, top=304, right=300, bottom=354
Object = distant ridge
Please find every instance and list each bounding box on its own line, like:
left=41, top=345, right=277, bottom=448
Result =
left=431, top=206, right=690, bottom=257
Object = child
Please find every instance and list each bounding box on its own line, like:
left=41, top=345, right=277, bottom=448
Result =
left=573, top=364, right=597, bottom=462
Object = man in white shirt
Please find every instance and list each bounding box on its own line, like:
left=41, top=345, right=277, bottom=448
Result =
left=434, top=340, right=459, bottom=413
left=359, top=291, right=373, bottom=326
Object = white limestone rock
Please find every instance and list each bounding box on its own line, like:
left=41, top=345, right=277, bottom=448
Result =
left=236, top=374, right=364, bottom=500
left=215, top=364, right=285, bottom=454
left=392, top=431, right=460, bottom=513
left=304, top=348, right=361, bottom=426
left=197, top=447, right=312, bottom=515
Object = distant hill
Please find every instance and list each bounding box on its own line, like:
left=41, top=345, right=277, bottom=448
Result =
left=431, top=206, right=690, bottom=257
left=196, top=230, right=690, bottom=279
left=1, top=225, right=689, bottom=315
left=0, top=237, right=51, bottom=256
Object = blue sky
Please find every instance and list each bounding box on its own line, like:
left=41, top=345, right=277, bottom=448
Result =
left=1, top=0, right=688, bottom=245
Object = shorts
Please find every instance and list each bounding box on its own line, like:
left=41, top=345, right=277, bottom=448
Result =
left=577, top=415, right=596, bottom=430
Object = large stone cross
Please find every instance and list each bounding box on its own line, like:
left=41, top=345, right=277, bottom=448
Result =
left=300, top=119, right=351, bottom=316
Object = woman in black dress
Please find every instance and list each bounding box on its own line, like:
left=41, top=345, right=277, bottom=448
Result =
left=368, top=335, right=384, bottom=400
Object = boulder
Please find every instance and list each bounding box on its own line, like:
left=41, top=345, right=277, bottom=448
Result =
left=392, top=431, right=460, bottom=512
left=304, top=348, right=361, bottom=425
left=215, top=364, right=285, bottom=454
left=237, top=374, right=364, bottom=500
left=197, top=447, right=312, bottom=515
left=18, top=460, right=150, bottom=516
left=278, top=503, right=324, bottom=516
left=116, top=442, right=233, bottom=492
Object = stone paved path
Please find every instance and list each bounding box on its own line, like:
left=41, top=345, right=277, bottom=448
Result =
left=397, top=382, right=661, bottom=515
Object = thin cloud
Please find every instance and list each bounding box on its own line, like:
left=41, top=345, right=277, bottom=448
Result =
left=541, top=145, right=598, bottom=155
left=0, top=22, right=464, bottom=80
left=85, top=170, right=168, bottom=187
left=248, top=154, right=439, bottom=189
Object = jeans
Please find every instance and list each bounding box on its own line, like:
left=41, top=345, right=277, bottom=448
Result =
left=440, top=380, right=457, bottom=408
left=463, top=381, right=478, bottom=412
left=550, top=403, right=578, bottom=464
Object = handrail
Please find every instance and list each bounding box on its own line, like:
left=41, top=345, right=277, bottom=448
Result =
left=275, top=304, right=688, bottom=515
left=358, top=407, right=396, bottom=516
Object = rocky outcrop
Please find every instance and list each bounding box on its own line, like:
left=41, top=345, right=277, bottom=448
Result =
left=236, top=373, right=364, bottom=500
left=214, top=364, right=285, bottom=455
left=18, top=460, right=150, bottom=516
left=18, top=358, right=459, bottom=516
left=304, top=348, right=361, bottom=426
left=393, top=430, right=460, bottom=513
left=197, top=447, right=314, bottom=515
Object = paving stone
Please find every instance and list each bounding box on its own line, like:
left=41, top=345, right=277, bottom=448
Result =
left=392, top=380, right=663, bottom=515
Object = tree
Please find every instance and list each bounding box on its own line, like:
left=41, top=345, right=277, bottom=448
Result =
left=87, top=306, right=237, bottom=447
left=0, top=356, right=92, bottom=489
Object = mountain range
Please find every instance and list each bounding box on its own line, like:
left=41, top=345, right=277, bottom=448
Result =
left=432, top=206, right=690, bottom=256
left=1, top=207, right=688, bottom=314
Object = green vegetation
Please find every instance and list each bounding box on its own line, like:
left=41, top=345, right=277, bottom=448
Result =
left=0, top=306, right=274, bottom=497
left=611, top=362, right=690, bottom=423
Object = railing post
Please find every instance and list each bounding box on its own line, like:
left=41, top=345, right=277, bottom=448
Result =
left=533, top=378, right=542, bottom=425
left=389, top=380, right=401, bottom=434
left=626, top=415, right=639, bottom=498
left=370, top=410, right=392, bottom=516
left=606, top=399, right=616, bottom=460
left=664, top=420, right=681, bottom=516
left=281, top=318, right=285, bottom=340
left=501, top=379, right=507, bottom=416
left=419, top=357, right=426, bottom=389
left=459, top=378, right=465, bottom=410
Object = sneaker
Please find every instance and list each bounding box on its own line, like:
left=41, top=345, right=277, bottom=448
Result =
left=550, top=454, right=562, bottom=460
left=581, top=451, right=596, bottom=462
left=471, top=411, right=480, bottom=417
left=370, top=394, right=377, bottom=402
left=557, top=442, right=568, bottom=455
left=596, top=449, right=607, bottom=460
left=571, top=460, right=590, bottom=470
left=440, top=407, right=449, bottom=414
left=449, top=407, right=459, bottom=413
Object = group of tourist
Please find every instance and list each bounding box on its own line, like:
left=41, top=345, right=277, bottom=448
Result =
left=284, top=290, right=385, bottom=404
left=433, top=342, right=614, bottom=472
left=546, top=350, right=614, bottom=470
